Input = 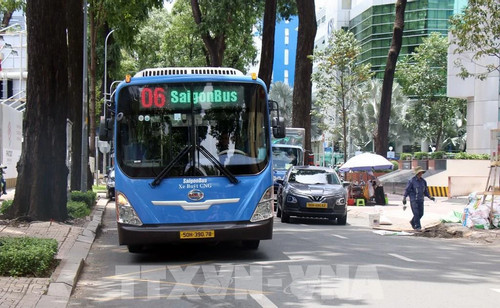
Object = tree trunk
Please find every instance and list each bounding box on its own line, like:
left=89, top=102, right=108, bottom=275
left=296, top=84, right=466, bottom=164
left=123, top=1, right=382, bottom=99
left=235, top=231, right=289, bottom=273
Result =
left=190, top=0, right=225, bottom=67
left=67, top=0, right=84, bottom=191
left=1, top=10, right=13, bottom=27
left=258, top=0, right=277, bottom=91
left=375, top=0, right=407, bottom=156
left=292, top=0, right=316, bottom=154
left=7, top=0, right=69, bottom=221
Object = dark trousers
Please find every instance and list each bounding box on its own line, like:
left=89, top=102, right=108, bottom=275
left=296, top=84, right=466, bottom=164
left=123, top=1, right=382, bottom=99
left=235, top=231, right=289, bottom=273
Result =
left=410, top=200, right=424, bottom=229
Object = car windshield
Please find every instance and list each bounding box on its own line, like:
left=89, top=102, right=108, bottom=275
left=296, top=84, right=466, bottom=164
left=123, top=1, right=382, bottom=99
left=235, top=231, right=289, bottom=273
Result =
left=290, top=169, right=340, bottom=185
left=272, top=147, right=300, bottom=170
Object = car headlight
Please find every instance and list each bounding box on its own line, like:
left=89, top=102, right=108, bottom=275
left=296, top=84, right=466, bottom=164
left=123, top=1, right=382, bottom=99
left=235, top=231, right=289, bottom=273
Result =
left=286, top=195, right=298, bottom=203
left=251, top=187, right=273, bottom=222
left=115, top=192, right=143, bottom=226
left=335, top=197, right=346, bottom=205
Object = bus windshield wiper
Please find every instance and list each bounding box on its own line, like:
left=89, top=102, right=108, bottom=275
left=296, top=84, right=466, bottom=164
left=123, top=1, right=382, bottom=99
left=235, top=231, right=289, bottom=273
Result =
left=197, top=145, right=239, bottom=184
left=150, top=145, right=192, bottom=187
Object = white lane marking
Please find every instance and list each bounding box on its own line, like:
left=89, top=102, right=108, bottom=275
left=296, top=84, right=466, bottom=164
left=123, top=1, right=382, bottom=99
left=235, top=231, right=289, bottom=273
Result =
left=492, top=289, right=500, bottom=293
left=332, top=234, right=348, bottom=239
left=250, top=293, right=278, bottom=308
left=388, top=253, right=416, bottom=262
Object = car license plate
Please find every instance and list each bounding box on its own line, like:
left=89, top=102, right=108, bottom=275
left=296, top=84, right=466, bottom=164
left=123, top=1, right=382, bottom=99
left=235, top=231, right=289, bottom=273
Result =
left=306, top=202, right=328, bottom=208
left=180, top=230, right=215, bottom=239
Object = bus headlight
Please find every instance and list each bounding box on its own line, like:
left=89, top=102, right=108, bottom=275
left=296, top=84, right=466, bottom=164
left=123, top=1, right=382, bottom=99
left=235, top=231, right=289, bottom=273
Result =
left=250, top=187, right=273, bottom=222
left=115, top=192, right=143, bottom=226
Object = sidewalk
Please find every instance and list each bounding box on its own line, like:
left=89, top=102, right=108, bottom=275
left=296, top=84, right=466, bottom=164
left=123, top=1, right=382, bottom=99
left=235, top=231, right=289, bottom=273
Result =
left=0, top=188, right=107, bottom=308
left=348, top=193, right=500, bottom=241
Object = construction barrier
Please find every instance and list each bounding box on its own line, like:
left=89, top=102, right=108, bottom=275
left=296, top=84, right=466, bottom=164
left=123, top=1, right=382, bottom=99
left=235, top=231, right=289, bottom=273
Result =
left=428, top=186, right=448, bottom=197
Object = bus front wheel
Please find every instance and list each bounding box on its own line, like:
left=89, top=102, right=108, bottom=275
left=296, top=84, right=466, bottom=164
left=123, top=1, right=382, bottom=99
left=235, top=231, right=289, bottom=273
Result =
left=127, top=245, right=143, bottom=253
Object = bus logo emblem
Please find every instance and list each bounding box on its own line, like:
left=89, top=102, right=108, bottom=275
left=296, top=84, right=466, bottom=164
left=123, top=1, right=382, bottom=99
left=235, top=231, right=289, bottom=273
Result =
left=188, top=189, right=204, bottom=201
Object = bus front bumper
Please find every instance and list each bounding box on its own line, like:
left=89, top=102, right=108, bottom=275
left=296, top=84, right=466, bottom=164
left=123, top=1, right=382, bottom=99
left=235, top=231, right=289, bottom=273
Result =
left=117, top=218, right=273, bottom=246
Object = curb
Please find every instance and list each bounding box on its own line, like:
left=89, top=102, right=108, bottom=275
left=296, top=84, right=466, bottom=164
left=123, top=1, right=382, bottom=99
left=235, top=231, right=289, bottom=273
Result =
left=36, top=198, right=107, bottom=308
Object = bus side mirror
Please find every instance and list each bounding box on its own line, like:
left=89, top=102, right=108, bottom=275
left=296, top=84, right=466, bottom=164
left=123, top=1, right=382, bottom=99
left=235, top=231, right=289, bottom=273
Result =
left=272, top=117, right=286, bottom=138
left=99, top=118, right=114, bottom=141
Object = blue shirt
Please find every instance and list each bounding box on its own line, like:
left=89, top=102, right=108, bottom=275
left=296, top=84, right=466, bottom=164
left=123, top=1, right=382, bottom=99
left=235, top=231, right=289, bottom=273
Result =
left=403, top=176, right=431, bottom=202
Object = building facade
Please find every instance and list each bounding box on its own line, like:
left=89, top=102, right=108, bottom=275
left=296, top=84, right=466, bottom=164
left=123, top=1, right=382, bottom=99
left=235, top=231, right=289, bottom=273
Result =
left=0, top=12, right=27, bottom=186
left=349, top=0, right=456, bottom=79
left=272, top=18, right=298, bottom=86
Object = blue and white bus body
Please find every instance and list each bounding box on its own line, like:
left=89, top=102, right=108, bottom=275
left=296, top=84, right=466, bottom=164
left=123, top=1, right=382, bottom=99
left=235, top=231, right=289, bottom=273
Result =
left=106, top=68, right=281, bottom=251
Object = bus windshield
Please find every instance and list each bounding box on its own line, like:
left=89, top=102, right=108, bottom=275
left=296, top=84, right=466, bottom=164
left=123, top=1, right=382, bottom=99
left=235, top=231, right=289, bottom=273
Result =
left=115, top=82, right=269, bottom=178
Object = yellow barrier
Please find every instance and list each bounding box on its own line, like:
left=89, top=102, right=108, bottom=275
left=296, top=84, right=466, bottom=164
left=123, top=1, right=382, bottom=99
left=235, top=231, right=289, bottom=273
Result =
left=428, top=186, right=448, bottom=197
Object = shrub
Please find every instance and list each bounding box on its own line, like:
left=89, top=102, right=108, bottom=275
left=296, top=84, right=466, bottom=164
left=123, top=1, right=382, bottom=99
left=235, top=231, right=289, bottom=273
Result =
left=67, top=201, right=91, bottom=219
left=391, top=160, right=399, bottom=171
left=413, top=152, right=428, bottom=160
left=430, top=151, right=446, bottom=159
left=0, top=237, right=58, bottom=277
left=70, top=190, right=96, bottom=208
left=0, top=200, right=13, bottom=214
left=454, top=152, right=490, bottom=160
left=400, top=153, right=412, bottom=160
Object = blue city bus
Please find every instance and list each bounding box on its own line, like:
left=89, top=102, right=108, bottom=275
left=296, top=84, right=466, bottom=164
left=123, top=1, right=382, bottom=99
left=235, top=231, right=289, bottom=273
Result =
left=100, top=67, right=285, bottom=252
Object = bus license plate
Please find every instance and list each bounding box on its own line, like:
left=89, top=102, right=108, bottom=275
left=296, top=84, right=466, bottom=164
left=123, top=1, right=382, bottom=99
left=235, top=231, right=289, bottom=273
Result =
left=180, top=230, right=215, bottom=239
left=306, top=202, right=327, bottom=208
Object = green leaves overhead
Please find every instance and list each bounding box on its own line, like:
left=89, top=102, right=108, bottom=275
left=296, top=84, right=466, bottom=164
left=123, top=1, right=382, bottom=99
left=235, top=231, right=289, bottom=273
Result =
left=311, top=29, right=373, bottom=160
left=449, top=0, right=500, bottom=79
left=396, top=33, right=466, bottom=151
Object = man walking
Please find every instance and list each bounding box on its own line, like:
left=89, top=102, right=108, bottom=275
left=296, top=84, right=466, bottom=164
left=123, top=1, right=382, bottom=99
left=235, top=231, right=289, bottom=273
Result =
left=402, top=166, right=435, bottom=231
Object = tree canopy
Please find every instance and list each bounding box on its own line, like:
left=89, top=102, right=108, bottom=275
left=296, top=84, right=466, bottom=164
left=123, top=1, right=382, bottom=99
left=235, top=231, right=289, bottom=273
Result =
left=396, top=32, right=466, bottom=151
left=449, top=0, right=500, bottom=80
left=311, top=29, right=372, bottom=161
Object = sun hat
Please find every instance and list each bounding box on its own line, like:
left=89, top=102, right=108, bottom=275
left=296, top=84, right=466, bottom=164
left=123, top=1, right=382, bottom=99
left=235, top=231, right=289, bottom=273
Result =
left=414, top=166, right=426, bottom=175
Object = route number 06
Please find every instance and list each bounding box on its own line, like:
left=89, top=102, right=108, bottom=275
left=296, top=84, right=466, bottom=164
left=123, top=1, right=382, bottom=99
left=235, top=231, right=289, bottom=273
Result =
left=141, top=87, right=166, bottom=108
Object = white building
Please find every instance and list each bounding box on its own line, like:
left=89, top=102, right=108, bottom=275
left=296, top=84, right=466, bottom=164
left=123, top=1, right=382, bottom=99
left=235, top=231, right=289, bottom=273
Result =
left=447, top=36, right=500, bottom=155
left=0, top=12, right=27, bottom=186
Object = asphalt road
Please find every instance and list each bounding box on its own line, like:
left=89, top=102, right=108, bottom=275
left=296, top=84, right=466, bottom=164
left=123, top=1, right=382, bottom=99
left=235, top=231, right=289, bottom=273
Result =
left=68, top=201, right=500, bottom=307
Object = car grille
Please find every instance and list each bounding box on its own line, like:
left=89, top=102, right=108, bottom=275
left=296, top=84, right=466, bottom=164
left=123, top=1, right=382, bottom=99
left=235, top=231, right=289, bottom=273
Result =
left=309, top=195, right=324, bottom=202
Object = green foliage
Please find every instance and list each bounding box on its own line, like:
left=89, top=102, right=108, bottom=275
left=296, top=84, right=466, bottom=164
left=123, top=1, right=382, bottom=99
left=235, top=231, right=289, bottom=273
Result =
left=430, top=151, right=446, bottom=159
left=269, top=82, right=293, bottom=126
left=0, top=200, right=13, bottom=214
left=0, top=237, right=58, bottom=277
left=350, top=79, right=409, bottom=153
left=70, top=191, right=96, bottom=209
left=0, top=0, right=25, bottom=15
left=396, top=32, right=467, bottom=151
left=391, top=161, right=399, bottom=171
left=402, top=152, right=489, bottom=160
left=449, top=0, right=500, bottom=79
left=93, top=185, right=106, bottom=192
left=400, top=153, right=412, bottom=160
left=67, top=201, right=91, bottom=219
left=413, top=152, right=428, bottom=160
left=311, top=29, right=373, bottom=160
left=454, top=152, right=490, bottom=160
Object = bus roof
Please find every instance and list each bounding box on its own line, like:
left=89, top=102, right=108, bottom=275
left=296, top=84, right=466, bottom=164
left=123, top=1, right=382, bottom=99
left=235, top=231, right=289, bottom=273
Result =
left=134, top=67, right=244, bottom=78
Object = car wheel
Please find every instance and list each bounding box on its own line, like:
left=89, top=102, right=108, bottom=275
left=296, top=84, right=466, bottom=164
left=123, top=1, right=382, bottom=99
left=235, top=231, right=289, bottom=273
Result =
left=281, top=210, right=290, bottom=223
left=242, top=240, right=260, bottom=250
left=337, top=214, right=347, bottom=225
left=276, top=206, right=282, bottom=218
left=127, top=245, right=143, bottom=253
